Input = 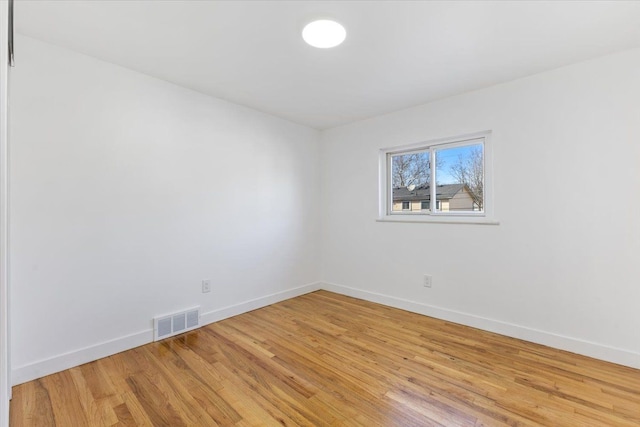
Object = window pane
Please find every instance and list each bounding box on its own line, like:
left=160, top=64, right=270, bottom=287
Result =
left=434, top=143, right=483, bottom=212
left=390, top=151, right=431, bottom=212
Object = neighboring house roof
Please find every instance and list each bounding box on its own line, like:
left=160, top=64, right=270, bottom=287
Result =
left=392, top=183, right=466, bottom=202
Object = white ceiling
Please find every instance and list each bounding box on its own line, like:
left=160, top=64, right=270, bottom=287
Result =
left=14, top=1, right=640, bottom=130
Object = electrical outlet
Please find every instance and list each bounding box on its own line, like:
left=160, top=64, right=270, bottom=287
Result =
left=202, top=280, right=211, bottom=293
left=424, top=275, right=432, bottom=288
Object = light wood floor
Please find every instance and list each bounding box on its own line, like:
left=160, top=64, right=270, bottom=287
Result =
left=10, top=291, right=640, bottom=426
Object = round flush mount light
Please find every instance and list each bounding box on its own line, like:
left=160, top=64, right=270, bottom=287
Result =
left=302, top=20, right=346, bottom=48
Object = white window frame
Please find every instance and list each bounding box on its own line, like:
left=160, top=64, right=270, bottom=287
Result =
left=378, top=131, right=497, bottom=225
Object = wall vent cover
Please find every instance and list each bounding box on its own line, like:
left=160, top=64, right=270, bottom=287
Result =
left=154, top=306, right=200, bottom=341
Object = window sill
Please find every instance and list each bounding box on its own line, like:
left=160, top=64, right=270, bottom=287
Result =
left=376, top=215, right=500, bottom=225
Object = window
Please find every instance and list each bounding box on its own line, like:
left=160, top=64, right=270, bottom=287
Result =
left=379, top=131, right=494, bottom=224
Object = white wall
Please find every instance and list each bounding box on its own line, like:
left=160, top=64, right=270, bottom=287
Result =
left=10, top=35, right=321, bottom=383
left=320, top=49, right=640, bottom=368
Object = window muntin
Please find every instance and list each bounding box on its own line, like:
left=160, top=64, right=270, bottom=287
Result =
left=382, top=133, right=489, bottom=219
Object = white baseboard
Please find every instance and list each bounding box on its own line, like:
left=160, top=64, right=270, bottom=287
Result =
left=321, top=282, right=640, bottom=369
left=199, top=282, right=322, bottom=325
left=11, top=280, right=638, bottom=386
left=11, top=282, right=321, bottom=386
left=11, top=329, right=152, bottom=386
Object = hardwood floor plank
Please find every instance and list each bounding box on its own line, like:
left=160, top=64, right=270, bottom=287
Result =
left=10, top=290, right=640, bottom=426
left=68, top=366, right=118, bottom=426
left=213, top=363, right=314, bottom=427
left=112, top=402, right=136, bottom=426
left=116, top=391, right=155, bottom=427
left=9, top=379, right=55, bottom=427
left=94, top=356, right=155, bottom=427
left=131, top=346, right=216, bottom=426
left=40, top=371, right=89, bottom=426
left=153, top=339, right=242, bottom=426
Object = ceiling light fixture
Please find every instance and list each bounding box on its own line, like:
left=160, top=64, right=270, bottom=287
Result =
left=302, top=20, right=346, bottom=48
